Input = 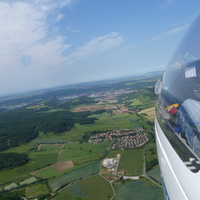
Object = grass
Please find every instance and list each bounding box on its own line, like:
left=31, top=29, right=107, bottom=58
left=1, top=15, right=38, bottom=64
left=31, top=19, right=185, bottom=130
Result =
left=37, top=161, right=96, bottom=179
left=128, top=99, right=142, bottom=106
left=64, top=113, right=143, bottom=142
left=148, top=167, right=161, bottom=184
left=77, top=175, right=114, bottom=200
left=34, top=139, right=68, bottom=144
left=0, top=149, right=59, bottom=185
left=4, top=141, right=38, bottom=153
left=118, top=149, right=143, bottom=176
left=90, top=113, right=110, bottom=118
left=115, top=180, right=164, bottom=200
left=67, top=182, right=87, bottom=198
left=25, top=183, right=50, bottom=198
left=145, top=142, right=157, bottom=163
left=40, top=144, right=63, bottom=151
left=49, top=162, right=100, bottom=191
left=106, top=149, right=123, bottom=158
left=60, top=142, right=110, bottom=162
left=53, top=188, right=75, bottom=200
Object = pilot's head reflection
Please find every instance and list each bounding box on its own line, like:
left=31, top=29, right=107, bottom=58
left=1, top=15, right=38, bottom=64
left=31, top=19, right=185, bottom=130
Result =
left=174, top=99, right=200, bottom=157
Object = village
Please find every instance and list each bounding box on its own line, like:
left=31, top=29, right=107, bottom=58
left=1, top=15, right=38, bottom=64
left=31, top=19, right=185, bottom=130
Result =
left=88, top=128, right=148, bottom=149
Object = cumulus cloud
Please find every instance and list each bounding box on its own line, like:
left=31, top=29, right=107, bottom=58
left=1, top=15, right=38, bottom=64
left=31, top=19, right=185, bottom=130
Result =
left=150, top=24, right=189, bottom=41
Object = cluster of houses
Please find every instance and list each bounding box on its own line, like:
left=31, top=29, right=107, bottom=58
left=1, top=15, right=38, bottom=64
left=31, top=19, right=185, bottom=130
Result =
left=112, top=108, right=135, bottom=115
left=88, top=128, right=145, bottom=144
left=112, top=133, right=148, bottom=149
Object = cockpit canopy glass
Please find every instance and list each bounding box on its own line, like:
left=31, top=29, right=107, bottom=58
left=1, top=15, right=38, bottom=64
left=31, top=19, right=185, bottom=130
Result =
left=155, top=14, right=200, bottom=172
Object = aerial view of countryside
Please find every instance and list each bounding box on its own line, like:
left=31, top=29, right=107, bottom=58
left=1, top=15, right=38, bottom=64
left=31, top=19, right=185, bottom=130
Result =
left=0, top=72, right=164, bottom=200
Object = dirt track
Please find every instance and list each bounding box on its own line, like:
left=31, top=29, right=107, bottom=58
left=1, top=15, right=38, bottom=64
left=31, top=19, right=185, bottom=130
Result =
left=31, top=143, right=74, bottom=177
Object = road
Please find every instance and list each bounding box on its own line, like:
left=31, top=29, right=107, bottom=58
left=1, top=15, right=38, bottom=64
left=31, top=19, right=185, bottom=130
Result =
left=141, top=142, right=162, bottom=188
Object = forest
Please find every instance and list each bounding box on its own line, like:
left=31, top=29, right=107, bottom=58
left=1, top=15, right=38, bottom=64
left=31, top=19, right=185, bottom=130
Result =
left=0, top=152, right=29, bottom=170
left=0, top=96, right=98, bottom=151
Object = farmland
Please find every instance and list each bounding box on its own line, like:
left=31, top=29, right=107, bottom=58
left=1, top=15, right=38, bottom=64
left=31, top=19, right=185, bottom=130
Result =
left=115, top=180, right=164, bottom=200
left=49, top=162, right=100, bottom=191
left=118, top=149, right=143, bottom=176
left=0, top=72, right=161, bottom=199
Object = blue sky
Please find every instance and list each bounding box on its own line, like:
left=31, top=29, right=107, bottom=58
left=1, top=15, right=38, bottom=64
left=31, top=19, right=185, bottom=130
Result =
left=0, top=0, right=200, bottom=96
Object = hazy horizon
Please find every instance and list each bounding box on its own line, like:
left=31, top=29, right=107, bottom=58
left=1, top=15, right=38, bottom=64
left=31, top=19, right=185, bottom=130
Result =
left=1, top=0, right=199, bottom=96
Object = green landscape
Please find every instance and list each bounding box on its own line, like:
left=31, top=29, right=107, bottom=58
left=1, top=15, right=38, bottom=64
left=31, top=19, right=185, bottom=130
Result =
left=0, top=72, right=164, bottom=200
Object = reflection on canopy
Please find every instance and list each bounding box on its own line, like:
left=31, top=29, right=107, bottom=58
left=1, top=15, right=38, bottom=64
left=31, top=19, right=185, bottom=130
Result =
left=155, top=14, right=200, bottom=173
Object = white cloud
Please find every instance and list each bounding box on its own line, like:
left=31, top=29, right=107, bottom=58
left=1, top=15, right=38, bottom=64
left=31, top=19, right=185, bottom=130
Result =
left=0, top=0, right=124, bottom=95
left=67, top=24, right=80, bottom=32
left=0, top=0, right=74, bottom=95
left=67, top=32, right=123, bottom=63
left=150, top=24, right=189, bottom=41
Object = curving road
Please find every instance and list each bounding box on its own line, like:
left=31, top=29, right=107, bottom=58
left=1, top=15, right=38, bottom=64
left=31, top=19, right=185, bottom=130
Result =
left=141, top=142, right=162, bottom=188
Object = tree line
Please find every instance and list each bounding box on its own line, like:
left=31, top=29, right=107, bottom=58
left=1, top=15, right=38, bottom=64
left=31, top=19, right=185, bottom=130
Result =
left=0, top=96, right=99, bottom=151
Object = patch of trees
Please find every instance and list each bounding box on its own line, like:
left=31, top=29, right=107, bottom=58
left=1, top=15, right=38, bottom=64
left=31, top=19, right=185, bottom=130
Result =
left=0, top=152, right=29, bottom=170
left=0, top=105, right=98, bottom=151
left=92, top=109, right=106, bottom=114
left=146, top=158, right=158, bottom=171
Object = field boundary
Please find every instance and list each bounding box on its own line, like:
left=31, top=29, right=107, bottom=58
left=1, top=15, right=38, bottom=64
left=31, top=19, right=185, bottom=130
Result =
left=31, top=143, right=74, bottom=178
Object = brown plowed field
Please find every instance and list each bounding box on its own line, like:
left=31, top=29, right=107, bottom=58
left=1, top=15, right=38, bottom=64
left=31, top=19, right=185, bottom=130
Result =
left=56, top=160, right=74, bottom=172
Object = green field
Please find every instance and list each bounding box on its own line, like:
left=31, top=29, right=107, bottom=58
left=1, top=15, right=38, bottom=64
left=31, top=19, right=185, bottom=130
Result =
left=53, top=188, right=75, bottom=200
left=115, top=180, right=164, bottom=200
left=0, top=149, right=59, bottom=185
left=148, top=167, right=161, bottom=183
left=118, top=149, right=143, bottom=175
left=128, top=99, right=142, bottom=106
left=34, top=139, right=68, bottom=144
left=64, top=113, right=147, bottom=142
left=40, top=144, right=63, bottom=151
left=60, top=142, right=110, bottom=162
left=90, top=113, right=110, bottom=118
left=145, top=142, right=157, bottom=162
left=67, top=182, right=88, bottom=198
left=106, top=149, right=123, bottom=158
left=49, top=162, right=100, bottom=191
left=5, top=141, right=38, bottom=153
left=25, top=183, right=50, bottom=198
left=77, top=175, right=114, bottom=200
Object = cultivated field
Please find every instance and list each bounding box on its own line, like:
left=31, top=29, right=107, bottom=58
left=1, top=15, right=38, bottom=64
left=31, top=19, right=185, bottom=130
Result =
left=25, top=183, right=50, bottom=198
left=53, top=188, right=74, bottom=200
left=60, top=142, right=110, bottom=163
left=118, top=149, right=143, bottom=176
left=66, top=182, right=88, bottom=198
left=72, top=104, right=115, bottom=112
left=0, top=149, right=59, bottom=185
left=49, top=162, right=100, bottom=191
left=148, top=167, right=161, bottom=183
left=139, top=107, right=155, bottom=120
left=115, top=180, right=164, bottom=200
left=77, top=175, right=114, bottom=200
left=4, top=183, right=17, bottom=190
left=19, top=177, right=37, bottom=185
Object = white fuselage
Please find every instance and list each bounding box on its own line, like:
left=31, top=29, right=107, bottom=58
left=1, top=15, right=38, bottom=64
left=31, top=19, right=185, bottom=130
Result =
left=155, top=118, right=200, bottom=200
